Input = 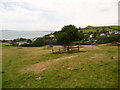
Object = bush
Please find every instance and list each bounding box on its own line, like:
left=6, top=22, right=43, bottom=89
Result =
left=45, top=39, right=58, bottom=45
left=32, top=38, right=45, bottom=47
left=97, top=36, right=111, bottom=44
left=96, top=34, right=120, bottom=44
left=75, top=41, right=93, bottom=45
left=21, top=43, right=32, bottom=47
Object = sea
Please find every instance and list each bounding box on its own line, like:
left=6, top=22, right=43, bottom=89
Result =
left=0, top=30, right=54, bottom=40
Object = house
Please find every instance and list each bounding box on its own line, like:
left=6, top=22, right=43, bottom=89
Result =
left=89, top=34, right=93, bottom=38
left=17, top=41, right=29, bottom=46
left=30, top=38, right=37, bottom=42
left=108, top=31, right=114, bottom=34
left=100, top=33, right=106, bottom=36
left=108, top=31, right=120, bottom=35
left=114, top=31, right=120, bottom=34
left=50, top=34, right=57, bottom=40
left=49, top=34, right=54, bottom=38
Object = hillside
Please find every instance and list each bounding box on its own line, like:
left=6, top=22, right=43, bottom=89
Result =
left=79, top=25, right=120, bottom=33
left=2, top=43, right=118, bottom=88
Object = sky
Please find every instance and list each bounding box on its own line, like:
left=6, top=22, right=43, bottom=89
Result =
left=0, top=0, right=119, bottom=31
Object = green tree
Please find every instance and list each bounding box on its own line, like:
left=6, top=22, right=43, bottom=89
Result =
left=55, top=25, right=79, bottom=52
left=19, top=38, right=27, bottom=41
left=92, top=32, right=97, bottom=38
left=27, top=39, right=32, bottom=43
left=109, top=34, right=120, bottom=42
left=77, top=31, right=84, bottom=50
left=96, top=30, right=100, bottom=34
left=32, top=37, right=45, bottom=47
left=101, top=28, right=107, bottom=34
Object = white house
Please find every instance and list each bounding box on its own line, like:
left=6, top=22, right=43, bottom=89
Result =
left=108, top=31, right=120, bottom=35
left=108, top=31, right=113, bottom=34
left=17, top=41, right=29, bottom=46
left=114, top=31, right=120, bottom=34
left=89, top=34, right=93, bottom=38
left=49, top=34, right=54, bottom=38
left=100, top=33, right=106, bottom=36
left=30, top=38, right=37, bottom=42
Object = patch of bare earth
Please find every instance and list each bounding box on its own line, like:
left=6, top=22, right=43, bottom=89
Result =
left=83, top=45, right=99, bottom=50
left=20, top=55, right=78, bottom=74
left=98, top=44, right=108, bottom=46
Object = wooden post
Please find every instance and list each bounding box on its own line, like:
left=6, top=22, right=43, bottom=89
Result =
left=52, top=48, right=54, bottom=53
left=78, top=45, right=79, bottom=51
left=58, top=48, right=60, bottom=53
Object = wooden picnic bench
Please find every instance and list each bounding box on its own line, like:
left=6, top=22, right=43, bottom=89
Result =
left=52, top=46, right=80, bottom=54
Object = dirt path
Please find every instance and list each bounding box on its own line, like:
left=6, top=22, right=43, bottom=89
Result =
left=20, top=54, right=78, bottom=73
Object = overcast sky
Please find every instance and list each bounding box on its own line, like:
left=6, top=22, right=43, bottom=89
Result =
left=0, top=0, right=119, bottom=31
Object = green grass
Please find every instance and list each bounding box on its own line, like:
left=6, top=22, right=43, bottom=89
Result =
left=79, top=25, right=119, bottom=33
left=2, top=43, right=118, bottom=88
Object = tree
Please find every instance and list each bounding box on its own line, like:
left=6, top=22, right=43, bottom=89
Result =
left=96, top=30, right=100, bottom=34
left=19, top=38, right=26, bottom=41
left=109, top=34, right=120, bottom=42
left=92, top=32, right=97, bottom=38
left=27, top=39, right=32, bottom=43
left=97, top=36, right=110, bottom=44
left=77, top=31, right=84, bottom=51
left=101, top=27, right=107, bottom=34
left=2, top=39, right=8, bottom=43
left=32, top=37, right=45, bottom=47
left=55, top=25, right=80, bottom=52
left=84, top=34, right=89, bottom=41
left=78, top=27, right=81, bottom=30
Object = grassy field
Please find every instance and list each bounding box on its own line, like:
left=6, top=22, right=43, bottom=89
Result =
left=2, top=43, right=118, bottom=88
left=79, top=28, right=114, bottom=33
left=79, top=25, right=119, bottom=33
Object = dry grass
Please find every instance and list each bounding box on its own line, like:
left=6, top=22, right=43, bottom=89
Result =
left=20, top=54, right=78, bottom=73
